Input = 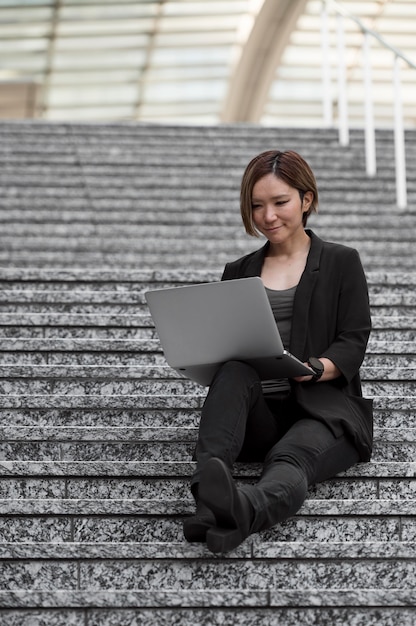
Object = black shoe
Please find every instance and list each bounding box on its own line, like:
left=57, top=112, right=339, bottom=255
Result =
left=183, top=501, right=215, bottom=543
left=199, top=457, right=252, bottom=553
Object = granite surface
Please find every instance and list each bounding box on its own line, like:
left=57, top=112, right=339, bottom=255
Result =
left=0, top=435, right=414, bottom=462
left=0, top=394, right=203, bottom=410
left=1, top=607, right=416, bottom=626
left=0, top=408, right=200, bottom=427
left=1, top=559, right=416, bottom=594
left=0, top=406, right=410, bottom=428
left=1, top=497, right=415, bottom=518
left=1, top=540, right=416, bottom=561
left=0, top=476, right=382, bottom=501
left=0, top=122, right=415, bottom=624
left=1, top=459, right=414, bottom=485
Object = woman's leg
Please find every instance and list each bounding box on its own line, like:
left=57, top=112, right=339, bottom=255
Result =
left=198, top=416, right=360, bottom=552
left=191, top=360, right=281, bottom=491
left=184, top=360, right=281, bottom=543
left=241, top=417, right=360, bottom=534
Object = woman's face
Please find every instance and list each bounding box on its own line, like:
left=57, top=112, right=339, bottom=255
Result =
left=251, top=174, right=311, bottom=245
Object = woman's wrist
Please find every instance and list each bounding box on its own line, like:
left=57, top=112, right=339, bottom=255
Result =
left=314, top=358, right=341, bottom=382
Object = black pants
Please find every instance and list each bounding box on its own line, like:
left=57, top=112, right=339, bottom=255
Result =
left=192, top=360, right=360, bottom=534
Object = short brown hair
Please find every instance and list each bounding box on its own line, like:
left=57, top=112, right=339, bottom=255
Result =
left=240, top=150, right=319, bottom=237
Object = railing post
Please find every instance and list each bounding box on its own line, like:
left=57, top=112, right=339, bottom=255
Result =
left=336, top=13, right=349, bottom=146
left=321, top=0, right=333, bottom=126
left=393, top=55, right=407, bottom=209
left=322, top=0, right=413, bottom=209
left=362, top=32, right=376, bottom=176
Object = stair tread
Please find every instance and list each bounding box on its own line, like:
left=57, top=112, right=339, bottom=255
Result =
left=0, top=268, right=414, bottom=283
left=0, top=425, right=414, bottom=441
left=0, top=365, right=413, bottom=381
left=0, top=394, right=412, bottom=409
left=1, top=498, right=415, bottom=516
left=1, top=540, right=415, bottom=560
left=0, top=588, right=415, bottom=609
left=0, top=460, right=414, bottom=477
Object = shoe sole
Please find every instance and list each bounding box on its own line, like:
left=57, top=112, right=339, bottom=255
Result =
left=183, top=517, right=213, bottom=543
left=206, top=526, right=244, bottom=553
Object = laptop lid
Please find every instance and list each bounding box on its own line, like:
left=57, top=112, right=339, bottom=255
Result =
left=145, top=277, right=313, bottom=386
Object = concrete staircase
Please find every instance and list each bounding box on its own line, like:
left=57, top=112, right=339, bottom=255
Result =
left=0, top=122, right=415, bottom=625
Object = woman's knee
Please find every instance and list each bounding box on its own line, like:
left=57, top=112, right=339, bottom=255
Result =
left=215, top=360, right=260, bottom=385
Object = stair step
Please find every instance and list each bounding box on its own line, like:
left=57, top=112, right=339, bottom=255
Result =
left=0, top=508, right=409, bottom=541
left=0, top=288, right=415, bottom=305
left=2, top=540, right=416, bottom=560
left=0, top=606, right=414, bottom=626
left=1, top=208, right=414, bottom=224
left=0, top=475, right=413, bottom=502
left=0, top=461, right=414, bottom=478
left=0, top=393, right=411, bottom=409
left=0, top=253, right=413, bottom=271
left=0, top=328, right=414, bottom=344
left=0, top=313, right=414, bottom=327
left=0, top=364, right=413, bottom=380
left=0, top=547, right=415, bottom=594
left=0, top=587, right=414, bottom=608
left=0, top=407, right=410, bottom=428
left=0, top=380, right=413, bottom=397
left=0, top=442, right=413, bottom=463
left=0, top=268, right=414, bottom=286
left=0, top=121, right=414, bottom=622
left=1, top=224, right=416, bottom=243
left=1, top=498, right=415, bottom=516
left=0, top=235, right=414, bottom=252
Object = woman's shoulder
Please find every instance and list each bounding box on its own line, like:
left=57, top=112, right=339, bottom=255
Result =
left=222, top=244, right=268, bottom=280
left=310, top=231, right=361, bottom=261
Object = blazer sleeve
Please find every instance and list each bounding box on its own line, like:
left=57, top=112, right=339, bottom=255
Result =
left=319, top=247, right=371, bottom=384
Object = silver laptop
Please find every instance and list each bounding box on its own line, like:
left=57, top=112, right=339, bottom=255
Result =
left=145, top=277, right=314, bottom=386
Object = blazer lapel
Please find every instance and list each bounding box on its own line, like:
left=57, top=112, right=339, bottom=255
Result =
left=289, top=231, right=323, bottom=358
left=240, top=242, right=269, bottom=277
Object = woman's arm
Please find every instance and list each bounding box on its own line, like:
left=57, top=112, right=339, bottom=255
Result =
left=295, top=246, right=371, bottom=385
left=321, top=248, right=371, bottom=383
left=294, top=357, right=341, bottom=383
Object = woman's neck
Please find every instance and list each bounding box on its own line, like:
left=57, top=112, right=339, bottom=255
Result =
left=267, top=229, right=311, bottom=259
left=261, top=232, right=311, bottom=291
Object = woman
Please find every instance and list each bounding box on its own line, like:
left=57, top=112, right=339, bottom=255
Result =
left=183, top=150, right=373, bottom=554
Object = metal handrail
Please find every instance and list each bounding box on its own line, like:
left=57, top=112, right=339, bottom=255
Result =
left=329, top=0, right=416, bottom=69
left=321, top=0, right=414, bottom=208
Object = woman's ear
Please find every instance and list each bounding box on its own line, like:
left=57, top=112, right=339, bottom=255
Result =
left=302, top=190, right=314, bottom=212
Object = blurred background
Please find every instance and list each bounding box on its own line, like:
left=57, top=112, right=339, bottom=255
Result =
left=0, top=0, right=415, bottom=128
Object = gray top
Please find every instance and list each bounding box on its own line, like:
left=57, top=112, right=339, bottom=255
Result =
left=261, top=284, right=297, bottom=396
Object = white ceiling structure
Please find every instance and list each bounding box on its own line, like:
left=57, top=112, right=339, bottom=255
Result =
left=0, top=0, right=415, bottom=127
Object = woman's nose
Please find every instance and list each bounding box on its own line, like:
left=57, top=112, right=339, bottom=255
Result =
left=263, top=204, right=277, bottom=222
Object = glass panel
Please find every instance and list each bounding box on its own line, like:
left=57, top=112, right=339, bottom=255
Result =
left=151, top=46, right=230, bottom=66
left=164, top=1, right=250, bottom=16
left=50, top=69, right=140, bottom=86
left=48, top=84, right=138, bottom=106
left=0, top=55, right=47, bottom=72
left=59, top=3, right=158, bottom=20
left=51, top=50, right=147, bottom=70
left=144, top=79, right=226, bottom=102
left=54, top=35, right=150, bottom=51
left=57, top=19, right=156, bottom=36
left=0, top=39, right=49, bottom=52
left=47, top=105, right=135, bottom=120
left=0, top=0, right=52, bottom=5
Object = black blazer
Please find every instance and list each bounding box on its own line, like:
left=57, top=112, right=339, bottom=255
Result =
left=221, top=230, right=373, bottom=461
